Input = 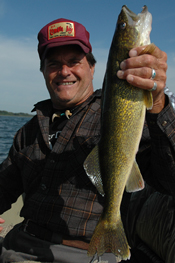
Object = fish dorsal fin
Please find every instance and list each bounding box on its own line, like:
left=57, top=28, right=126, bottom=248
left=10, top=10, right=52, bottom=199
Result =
left=83, top=145, right=105, bottom=196
left=125, top=160, right=144, bottom=192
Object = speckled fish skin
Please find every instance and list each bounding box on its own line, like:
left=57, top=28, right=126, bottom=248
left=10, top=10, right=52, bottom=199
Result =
left=84, top=5, right=155, bottom=262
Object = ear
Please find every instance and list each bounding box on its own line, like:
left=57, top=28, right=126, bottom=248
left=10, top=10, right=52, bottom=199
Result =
left=90, top=65, right=95, bottom=79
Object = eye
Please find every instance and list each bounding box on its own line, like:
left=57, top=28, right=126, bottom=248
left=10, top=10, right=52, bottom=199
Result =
left=48, top=63, right=56, bottom=67
left=119, top=22, right=126, bottom=30
left=68, top=59, right=81, bottom=67
left=47, top=61, right=59, bottom=68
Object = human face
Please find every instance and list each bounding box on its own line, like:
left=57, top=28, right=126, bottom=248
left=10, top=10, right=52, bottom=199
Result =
left=42, top=45, right=95, bottom=109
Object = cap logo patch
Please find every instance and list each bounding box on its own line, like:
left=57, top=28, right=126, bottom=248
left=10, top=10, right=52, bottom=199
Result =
left=48, top=22, right=75, bottom=40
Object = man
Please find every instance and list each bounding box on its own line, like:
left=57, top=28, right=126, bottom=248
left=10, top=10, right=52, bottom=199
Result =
left=0, top=18, right=173, bottom=263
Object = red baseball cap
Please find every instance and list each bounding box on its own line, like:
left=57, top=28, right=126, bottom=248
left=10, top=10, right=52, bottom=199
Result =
left=38, top=18, right=92, bottom=60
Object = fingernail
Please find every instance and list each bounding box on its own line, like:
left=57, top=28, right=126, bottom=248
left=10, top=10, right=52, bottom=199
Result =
left=117, top=70, right=124, bottom=79
left=127, top=74, right=134, bottom=82
left=120, top=61, right=126, bottom=70
left=129, top=49, right=137, bottom=57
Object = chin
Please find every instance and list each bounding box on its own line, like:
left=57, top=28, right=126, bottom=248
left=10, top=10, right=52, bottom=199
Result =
left=52, top=98, right=73, bottom=109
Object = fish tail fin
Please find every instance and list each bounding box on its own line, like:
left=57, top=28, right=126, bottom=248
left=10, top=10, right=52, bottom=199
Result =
left=88, top=217, right=131, bottom=261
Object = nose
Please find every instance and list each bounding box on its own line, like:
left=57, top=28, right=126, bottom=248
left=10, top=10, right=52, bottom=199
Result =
left=58, top=64, right=71, bottom=77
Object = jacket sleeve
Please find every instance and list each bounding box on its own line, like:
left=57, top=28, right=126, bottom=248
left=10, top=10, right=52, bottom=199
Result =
left=0, top=129, right=24, bottom=214
left=136, top=94, right=175, bottom=197
left=125, top=91, right=175, bottom=262
left=126, top=184, right=175, bottom=263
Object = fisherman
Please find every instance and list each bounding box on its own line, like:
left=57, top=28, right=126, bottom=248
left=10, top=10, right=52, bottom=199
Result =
left=0, top=17, right=174, bottom=263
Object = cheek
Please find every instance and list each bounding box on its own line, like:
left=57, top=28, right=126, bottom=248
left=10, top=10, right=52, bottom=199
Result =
left=80, top=66, right=94, bottom=82
left=44, top=72, right=55, bottom=86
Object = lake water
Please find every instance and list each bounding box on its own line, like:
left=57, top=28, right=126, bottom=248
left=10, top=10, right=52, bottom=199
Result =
left=0, top=115, right=32, bottom=163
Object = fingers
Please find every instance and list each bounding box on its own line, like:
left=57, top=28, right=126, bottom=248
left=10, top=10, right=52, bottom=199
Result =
left=130, top=45, right=167, bottom=60
left=119, top=50, right=167, bottom=73
left=117, top=44, right=168, bottom=113
left=117, top=45, right=167, bottom=83
left=117, top=67, right=166, bottom=91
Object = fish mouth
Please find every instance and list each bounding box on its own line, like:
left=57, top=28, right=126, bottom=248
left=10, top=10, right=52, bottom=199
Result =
left=122, top=5, right=148, bottom=18
left=122, top=5, right=152, bottom=46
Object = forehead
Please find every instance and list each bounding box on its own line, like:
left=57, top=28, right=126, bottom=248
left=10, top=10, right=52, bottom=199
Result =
left=45, top=45, right=85, bottom=60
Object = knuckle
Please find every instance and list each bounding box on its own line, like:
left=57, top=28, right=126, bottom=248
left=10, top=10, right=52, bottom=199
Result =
left=144, top=55, right=152, bottom=66
left=159, top=82, right=166, bottom=91
left=157, top=78, right=167, bottom=91
left=162, top=51, right=167, bottom=62
left=158, top=68, right=167, bottom=83
left=158, top=60, right=167, bottom=71
left=141, top=67, right=150, bottom=78
left=163, top=74, right=167, bottom=84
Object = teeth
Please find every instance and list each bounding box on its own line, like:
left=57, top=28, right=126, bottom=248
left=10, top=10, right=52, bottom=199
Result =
left=58, top=82, right=74, bottom=86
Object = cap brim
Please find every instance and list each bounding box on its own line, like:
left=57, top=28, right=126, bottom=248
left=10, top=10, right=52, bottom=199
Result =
left=41, top=40, right=90, bottom=60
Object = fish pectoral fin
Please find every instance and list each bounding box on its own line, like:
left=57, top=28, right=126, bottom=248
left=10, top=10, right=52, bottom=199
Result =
left=125, top=160, right=145, bottom=192
left=141, top=43, right=156, bottom=111
left=83, top=145, right=105, bottom=196
left=140, top=43, right=156, bottom=110
left=143, top=90, right=153, bottom=110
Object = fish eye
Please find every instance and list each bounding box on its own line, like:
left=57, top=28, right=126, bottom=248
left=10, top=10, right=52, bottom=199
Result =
left=119, top=22, right=126, bottom=30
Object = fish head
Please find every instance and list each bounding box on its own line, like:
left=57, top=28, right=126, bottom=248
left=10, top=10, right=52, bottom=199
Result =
left=113, top=5, right=152, bottom=52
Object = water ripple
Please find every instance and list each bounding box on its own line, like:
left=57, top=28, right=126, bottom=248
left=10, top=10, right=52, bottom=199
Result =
left=0, top=116, right=32, bottom=163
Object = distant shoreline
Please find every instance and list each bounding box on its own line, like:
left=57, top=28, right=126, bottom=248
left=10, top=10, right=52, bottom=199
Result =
left=0, top=110, right=34, bottom=118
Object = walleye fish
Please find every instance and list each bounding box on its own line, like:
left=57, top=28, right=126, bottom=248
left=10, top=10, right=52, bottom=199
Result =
left=84, top=5, right=156, bottom=262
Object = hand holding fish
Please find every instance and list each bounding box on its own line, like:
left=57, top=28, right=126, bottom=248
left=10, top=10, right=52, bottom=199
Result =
left=117, top=44, right=167, bottom=113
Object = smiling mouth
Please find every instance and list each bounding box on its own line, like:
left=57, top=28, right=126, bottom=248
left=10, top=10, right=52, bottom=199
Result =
left=57, top=81, right=76, bottom=86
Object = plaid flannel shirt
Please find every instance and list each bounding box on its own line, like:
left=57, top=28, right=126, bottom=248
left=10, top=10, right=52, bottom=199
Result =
left=0, top=88, right=175, bottom=241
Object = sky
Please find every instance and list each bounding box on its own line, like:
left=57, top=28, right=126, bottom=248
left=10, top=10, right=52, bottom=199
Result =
left=0, top=0, right=175, bottom=114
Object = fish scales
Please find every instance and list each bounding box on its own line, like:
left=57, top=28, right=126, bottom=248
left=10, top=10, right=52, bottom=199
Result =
left=84, top=5, right=155, bottom=262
